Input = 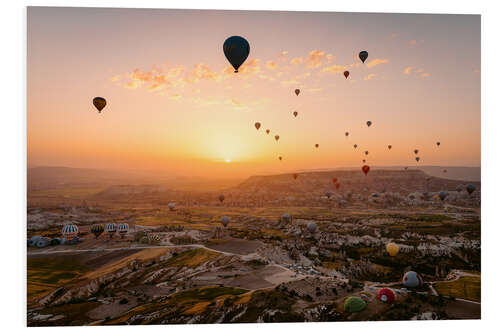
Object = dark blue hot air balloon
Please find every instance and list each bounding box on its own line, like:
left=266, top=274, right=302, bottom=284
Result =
left=223, top=36, right=250, bottom=73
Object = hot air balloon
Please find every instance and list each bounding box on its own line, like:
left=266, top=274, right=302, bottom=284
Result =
left=404, top=166, right=408, bottom=170
left=105, top=223, right=117, bottom=239
left=223, top=36, right=250, bottom=73
left=344, top=71, right=349, bottom=79
left=149, top=234, right=161, bottom=245
left=294, top=89, right=300, bottom=96
left=436, top=142, right=441, bottom=147
left=403, top=271, right=423, bottom=288
left=218, top=194, right=225, bottom=203
left=378, top=288, right=396, bottom=303
left=438, top=191, right=448, bottom=201
left=345, top=132, right=349, bottom=137
left=266, top=129, right=270, bottom=134
left=90, top=224, right=104, bottom=239
left=325, top=190, right=333, bottom=199
left=362, top=165, right=370, bottom=176
left=278, top=156, right=283, bottom=161
left=354, top=144, right=358, bottom=149
left=28, top=235, right=41, bottom=247
left=388, top=145, right=392, bottom=150
left=366, top=120, right=372, bottom=127
left=315, top=144, right=319, bottom=148
left=221, top=216, right=230, bottom=228
left=456, top=185, right=463, bottom=193
left=359, top=51, right=369, bottom=63
left=61, top=224, right=78, bottom=240
left=443, top=169, right=448, bottom=173
left=281, top=213, right=292, bottom=224
left=416, top=157, right=420, bottom=162
left=168, top=202, right=176, bottom=211
left=335, top=183, right=340, bottom=190
left=466, top=184, right=476, bottom=195
left=254, top=122, right=261, bottom=130
left=414, top=149, right=419, bottom=154
left=93, top=97, right=106, bottom=113
left=344, top=296, right=367, bottom=313
left=307, top=223, right=317, bottom=234
left=362, top=159, right=366, bottom=163
left=118, top=223, right=129, bottom=239
left=293, top=173, right=298, bottom=180
left=274, top=135, right=280, bottom=141
left=386, top=242, right=399, bottom=256
left=293, top=111, right=298, bottom=117
left=365, top=150, right=369, bottom=155
left=332, top=178, right=338, bottom=184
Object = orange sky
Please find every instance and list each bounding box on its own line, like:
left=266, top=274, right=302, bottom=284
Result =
left=27, top=8, right=480, bottom=178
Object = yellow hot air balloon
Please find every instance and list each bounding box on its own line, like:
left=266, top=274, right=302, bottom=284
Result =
left=386, top=242, right=399, bottom=256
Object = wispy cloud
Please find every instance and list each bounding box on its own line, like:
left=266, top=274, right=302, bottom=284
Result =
left=290, top=57, right=303, bottom=65
left=306, top=50, right=327, bottom=69
left=366, top=58, right=389, bottom=68
left=364, top=74, right=376, bottom=81
left=404, top=66, right=412, bottom=75
left=265, top=60, right=278, bottom=70
left=321, top=64, right=347, bottom=74
left=420, top=73, right=431, bottom=78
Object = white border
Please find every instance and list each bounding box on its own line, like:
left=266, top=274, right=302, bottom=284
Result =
left=2, top=0, right=499, bottom=332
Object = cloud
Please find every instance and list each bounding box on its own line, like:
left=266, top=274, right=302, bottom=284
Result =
left=192, top=63, right=221, bottom=81
left=290, top=57, right=303, bottom=65
left=404, top=67, right=412, bottom=75
left=364, top=74, right=376, bottom=81
left=110, top=75, right=121, bottom=82
left=321, top=64, right=347, bottom=74
left=238, top=58, right=261, bottom=76
left=306, top=50, right=327, bottom=68
left=280, top=51, right=289, bottom=62
left=420, top=73, right=431, bottom=78
left=366, top=58, right=389, bottom=68
left=265, top=60, right=278, bottom=70
left=169, top=94, right=182, bottom=100
left=281, top=78, right=299, bottom=86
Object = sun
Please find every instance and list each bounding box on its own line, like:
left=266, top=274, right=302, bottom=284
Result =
left=225, top=158, right=231, bottom=163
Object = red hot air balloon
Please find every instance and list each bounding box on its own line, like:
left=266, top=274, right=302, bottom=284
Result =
left=362, top=165, right=370, bottom=176
left=266, top=129, right=270, bottom=134
left=293, top=173, right=298, bottom=180
left=388, top=145, right=392, bottom=150
left=335, top=183, right=340, bottom=190
left=294, top=89, right=300, bottom=96
left=344, top=71, right=349, bottom=79
left=274, top=135, right=280, bottom=141
left=254, top=122, right=261, bottom=130
left=332, top=178, right=338, bottom=184
left=315, top=144, right=319, bottom=148
left=293, top=111, right=298, bottom=117
left=378, top=288, right=396, bottom=303
left=278, top=156, right=283, bottom=161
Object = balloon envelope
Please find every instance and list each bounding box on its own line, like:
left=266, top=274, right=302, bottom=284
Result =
left=386, top=242, right=399, bottom=256
left=93, top=97, right=106, bottom=112
left=362, top=165, right=370, bottom=175
left=344, top=71, right=349, bottom=79
left=254, top=122, right=261, bottom=130
left=359, top=51, right=369, bottom=63
left=223, top=36, right=250, bottom=73
left=294, top=89, right=300, bottom=96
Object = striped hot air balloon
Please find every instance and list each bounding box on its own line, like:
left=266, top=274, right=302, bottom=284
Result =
left=61, top=224, right=78, bottom=240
